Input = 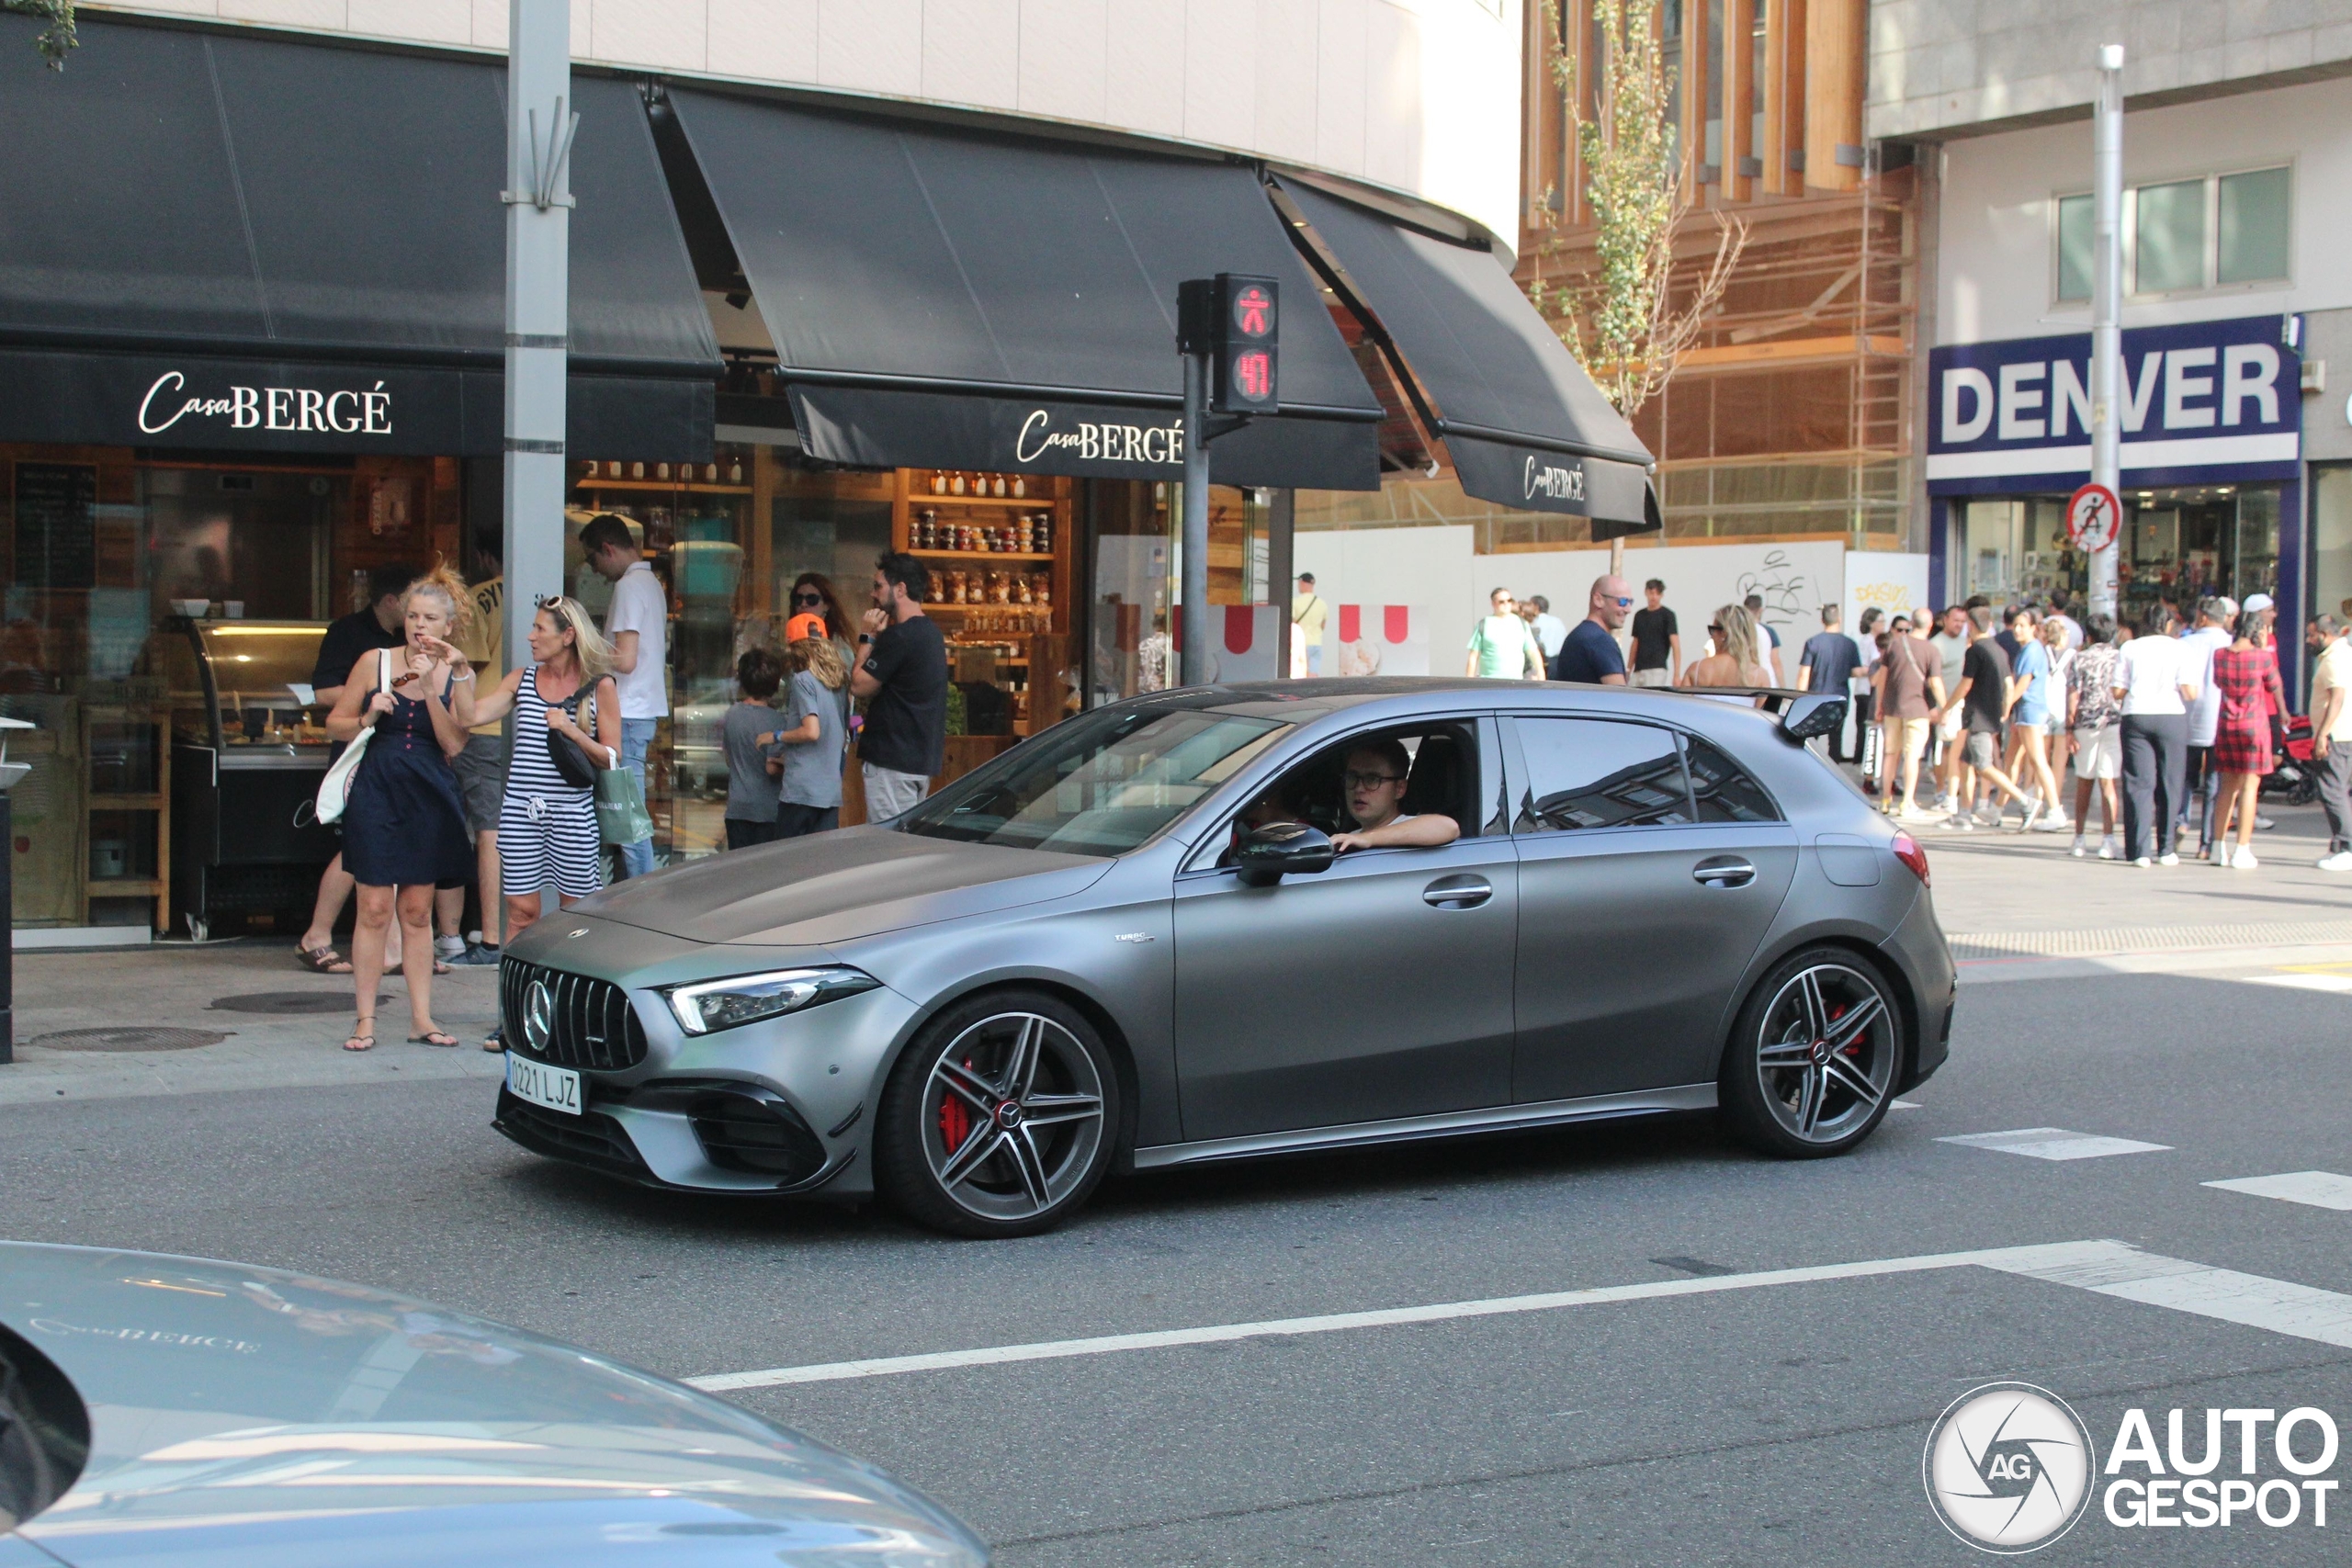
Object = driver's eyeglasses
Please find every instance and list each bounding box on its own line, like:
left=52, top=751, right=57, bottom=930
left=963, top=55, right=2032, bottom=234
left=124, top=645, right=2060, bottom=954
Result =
left=1341, top=771, right=1405, bottom=790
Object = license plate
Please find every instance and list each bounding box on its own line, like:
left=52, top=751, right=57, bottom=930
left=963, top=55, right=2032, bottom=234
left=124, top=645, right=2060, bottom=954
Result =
left=505, top=1052, right=582, bottom=1116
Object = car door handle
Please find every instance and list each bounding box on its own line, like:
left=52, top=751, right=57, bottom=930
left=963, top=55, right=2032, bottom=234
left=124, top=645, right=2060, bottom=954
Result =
left=1692, top=857, right=1757, bottom=888
left=1422, top=875, right=1493, bottom=908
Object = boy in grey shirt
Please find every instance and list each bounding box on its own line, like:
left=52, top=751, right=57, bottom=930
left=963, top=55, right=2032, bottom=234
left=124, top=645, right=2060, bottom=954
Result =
left=721, top=649, right=784, bottom=849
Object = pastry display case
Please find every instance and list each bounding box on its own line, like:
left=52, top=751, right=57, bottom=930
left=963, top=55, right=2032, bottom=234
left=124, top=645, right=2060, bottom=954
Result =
left=153, top=617, right=339, bottom=931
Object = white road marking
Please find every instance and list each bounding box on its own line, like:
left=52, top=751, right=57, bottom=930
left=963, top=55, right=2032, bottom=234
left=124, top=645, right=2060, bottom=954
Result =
left=1892, top=1099, right=1922, bottom=1109
left=685, top=1238, right=2352, bottom=1392
left=2245, top=973, right=2352, bottom=994
left=1936, top=1126, right=2171, bottom=1160
left=2204, top=1170, right=2352, bottom=1211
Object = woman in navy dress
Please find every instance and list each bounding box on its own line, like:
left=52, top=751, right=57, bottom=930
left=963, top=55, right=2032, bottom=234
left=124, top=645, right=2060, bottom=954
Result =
left=326, top=566, right=477, bottom=1051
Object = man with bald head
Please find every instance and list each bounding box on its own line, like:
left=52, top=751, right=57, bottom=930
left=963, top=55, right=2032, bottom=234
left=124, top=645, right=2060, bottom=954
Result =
left=1550, top=574, right=1633, bottom=683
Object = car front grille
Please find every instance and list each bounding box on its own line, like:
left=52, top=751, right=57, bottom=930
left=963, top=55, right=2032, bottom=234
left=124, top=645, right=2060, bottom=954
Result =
left=499, top=956, right=649, bottom=1071
left=493, top=1089, right=650, bottom=1179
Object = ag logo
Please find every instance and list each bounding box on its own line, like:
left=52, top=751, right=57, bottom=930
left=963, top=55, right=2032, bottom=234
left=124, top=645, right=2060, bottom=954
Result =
left=1924, top=1382, right=2096, bottom=1552
left=522, top=979, right=555, bottom=1053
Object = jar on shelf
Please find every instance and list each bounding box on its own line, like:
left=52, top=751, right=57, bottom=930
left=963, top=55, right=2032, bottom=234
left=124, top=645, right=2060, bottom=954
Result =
left=930, top=471, right=945, bottom=494
left=656, top=462, right=672, bottom=480
left=1012, top=476, right=1027, bottom=498
left=949, top=472, right=966, bottom=496
left=991, top=475, right=1007, bottom=497
left=728, top=461, right=744, bottom=483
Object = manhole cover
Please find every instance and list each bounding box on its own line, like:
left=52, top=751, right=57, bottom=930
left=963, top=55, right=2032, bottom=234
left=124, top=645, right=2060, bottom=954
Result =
left=29, top=1027, right=230, bottom=1054
left=210, top=992, right=390, bottom=1015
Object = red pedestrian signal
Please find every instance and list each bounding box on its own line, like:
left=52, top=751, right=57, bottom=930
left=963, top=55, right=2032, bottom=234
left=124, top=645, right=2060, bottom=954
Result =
left=1176, top=274, right=1279, bottom=414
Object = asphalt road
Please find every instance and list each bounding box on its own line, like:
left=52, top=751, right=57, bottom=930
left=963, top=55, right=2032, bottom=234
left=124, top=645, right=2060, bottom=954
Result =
left=7, top=944, right=2352, bottom=1563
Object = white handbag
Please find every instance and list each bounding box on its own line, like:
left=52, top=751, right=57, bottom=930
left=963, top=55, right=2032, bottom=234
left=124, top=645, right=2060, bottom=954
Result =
left=313, top=649, right=392, bottom=825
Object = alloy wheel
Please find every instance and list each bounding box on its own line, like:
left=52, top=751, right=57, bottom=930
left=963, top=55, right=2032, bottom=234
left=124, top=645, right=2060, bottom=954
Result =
left=921, top=1012, right=1107, bottom=1224
left=1751, top=962, right=1894, bottom=1145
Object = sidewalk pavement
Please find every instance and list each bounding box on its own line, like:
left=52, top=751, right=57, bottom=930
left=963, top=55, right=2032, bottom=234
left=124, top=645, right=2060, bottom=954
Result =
left=2, top=941, right=504, bottom=1106
left=6, top=795, right=2347, bottom=1106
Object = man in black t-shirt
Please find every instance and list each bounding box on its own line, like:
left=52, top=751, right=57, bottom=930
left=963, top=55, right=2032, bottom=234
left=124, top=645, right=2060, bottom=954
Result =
left=1628, top=579, right=1679, bottom=687
left=1937, top=605, right=2029, bottom=829
left=295, top=561, right=417, bottom=976
left=852, top=551, right=948, bottom=821
left=311, top=561, right=416, bottom=701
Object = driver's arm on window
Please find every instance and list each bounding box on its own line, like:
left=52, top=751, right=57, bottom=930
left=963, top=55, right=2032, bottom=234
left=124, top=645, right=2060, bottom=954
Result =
left=1330, top=814, right=1461, bottom=853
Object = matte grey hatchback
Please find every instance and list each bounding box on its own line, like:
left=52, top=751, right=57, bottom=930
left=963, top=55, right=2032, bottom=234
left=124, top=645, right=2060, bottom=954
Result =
left=493, top=680, right=1955, bottom=1237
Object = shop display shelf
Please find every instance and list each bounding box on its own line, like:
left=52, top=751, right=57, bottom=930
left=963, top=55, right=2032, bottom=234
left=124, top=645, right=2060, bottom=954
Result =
left=907, top=549, right=1054, bottom=561
left=909, top=492, right=1052, bottom=506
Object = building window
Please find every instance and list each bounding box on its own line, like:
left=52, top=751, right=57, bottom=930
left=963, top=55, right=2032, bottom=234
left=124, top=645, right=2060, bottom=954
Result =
left=2052, top=165, right=2290, bottom=303
left=2055, top=194, right=2094, bottom=302
left=2218, top=165, right=2292, bottom=285
left=2133, top=178, right=2207, bottom=294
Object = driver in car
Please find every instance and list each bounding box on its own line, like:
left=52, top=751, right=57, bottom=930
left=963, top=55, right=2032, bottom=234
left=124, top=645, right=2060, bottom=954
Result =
left=1330, top=739, right=1460, bottom=853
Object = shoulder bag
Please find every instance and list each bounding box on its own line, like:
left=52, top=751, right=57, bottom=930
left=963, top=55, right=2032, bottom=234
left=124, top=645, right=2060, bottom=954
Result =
left=551, top=677, right=652, bottom=848
left=313, top=649, right=391, bottom=825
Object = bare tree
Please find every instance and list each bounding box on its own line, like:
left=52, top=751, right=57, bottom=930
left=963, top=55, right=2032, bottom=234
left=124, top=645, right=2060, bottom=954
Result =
left=1526, top=0, right=1745, bottom=546
left=5, top=1, right=75, bottom=69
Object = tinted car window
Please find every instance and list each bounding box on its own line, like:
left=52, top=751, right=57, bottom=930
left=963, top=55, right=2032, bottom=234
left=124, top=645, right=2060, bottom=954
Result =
left=899, top=703, right=1290, bottom=855
left=1683, top=735, right=1781, bottom=822
left=1513, top=718, right=1692, bottom=831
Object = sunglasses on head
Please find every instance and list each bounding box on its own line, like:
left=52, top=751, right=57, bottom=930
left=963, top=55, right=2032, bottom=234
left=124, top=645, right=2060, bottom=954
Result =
left=534, top=593, right=566, bottom=611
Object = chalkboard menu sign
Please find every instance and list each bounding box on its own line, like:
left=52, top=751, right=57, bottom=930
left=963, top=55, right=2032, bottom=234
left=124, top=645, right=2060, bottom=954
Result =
left=13, top=463, right=97, bottom=589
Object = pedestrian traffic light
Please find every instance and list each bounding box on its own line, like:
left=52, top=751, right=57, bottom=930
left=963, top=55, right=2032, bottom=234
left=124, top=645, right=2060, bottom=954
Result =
left=1178, top=274, right=1280, bottom=415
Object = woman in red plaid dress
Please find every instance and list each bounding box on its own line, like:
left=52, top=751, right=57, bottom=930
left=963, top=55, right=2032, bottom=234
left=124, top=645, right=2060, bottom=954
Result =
left=2211, top=615, right=2287, bottom=869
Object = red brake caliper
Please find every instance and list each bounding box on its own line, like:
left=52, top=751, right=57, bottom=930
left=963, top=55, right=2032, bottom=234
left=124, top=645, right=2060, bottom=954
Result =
left=938, top=1059, right=975, bottom=1152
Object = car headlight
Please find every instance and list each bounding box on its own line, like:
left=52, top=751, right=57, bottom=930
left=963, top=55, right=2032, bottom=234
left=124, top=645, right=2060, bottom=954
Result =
left=660, top=967, right=881, bottom=1036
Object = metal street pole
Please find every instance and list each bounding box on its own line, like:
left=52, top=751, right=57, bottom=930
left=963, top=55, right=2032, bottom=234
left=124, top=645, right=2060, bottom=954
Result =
left=503, top=0, right=575, bottom=670
left=2088, top=42, right=2125, bottom=623
left=1180, top=351, right=1211, bottom=686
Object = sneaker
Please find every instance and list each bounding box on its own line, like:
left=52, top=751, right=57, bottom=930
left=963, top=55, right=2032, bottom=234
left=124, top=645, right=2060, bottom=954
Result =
left=2134, top=856, right=2154, bottom=868
left=1899, top=803, right=1938, bottom=822
left=1940, top=813, right=1975, bottom=832
left=2232, top=848, right=2259, bottom=870
left=2256, top=815, right=2276, bottom=830
left=2031, top=810, right=2064, bottom=832
left=434, top=934, right=467, bottom=963
left=2070, top=834, right=2087, bottom=857
left=2319, top=851, right=2352, bottom=872
left=1975, top=805, right=2005, bottom=828
left=461, top=942, right=503, bottom=966
left=2098, top=836, right=2120, bottom=861
left=2158, top=852, right=2181, bottom=866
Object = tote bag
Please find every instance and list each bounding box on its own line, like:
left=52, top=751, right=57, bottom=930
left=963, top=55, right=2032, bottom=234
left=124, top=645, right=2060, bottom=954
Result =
left=559, top=679, right=652, bottom=848
left=313, top=650, right=390, bottom=825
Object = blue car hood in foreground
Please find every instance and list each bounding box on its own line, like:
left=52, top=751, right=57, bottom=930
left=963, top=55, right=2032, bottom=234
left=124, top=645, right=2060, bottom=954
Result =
left=1, top=1244, right=986, bottom=1568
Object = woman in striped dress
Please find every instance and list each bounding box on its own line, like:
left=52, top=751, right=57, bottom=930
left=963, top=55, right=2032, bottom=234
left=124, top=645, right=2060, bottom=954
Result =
left=451, top=597, right=620, bottom=1048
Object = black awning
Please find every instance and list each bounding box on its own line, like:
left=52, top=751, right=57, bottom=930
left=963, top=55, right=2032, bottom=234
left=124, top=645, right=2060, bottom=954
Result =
left=1278, top=181, right=1658, bottom=531
left=666, top=89, right=1383, bottom=491
left=0, top=15, right=718, bottom=457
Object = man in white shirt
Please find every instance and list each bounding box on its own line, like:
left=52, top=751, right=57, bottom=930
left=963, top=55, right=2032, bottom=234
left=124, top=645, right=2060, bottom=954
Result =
left=2112, top=605, right=2201, bottom=867
left=1526, top=595, right=1569, bottom=664
left=2175, top=596, right=2233, bottom=857
left=2307, top=615, right=2352, bottom=870
left=582, top=513, right=668, bottom=878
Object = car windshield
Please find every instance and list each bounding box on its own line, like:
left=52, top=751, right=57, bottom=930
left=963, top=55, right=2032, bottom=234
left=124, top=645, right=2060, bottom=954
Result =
left=897, top=703, right=1292, bottom=855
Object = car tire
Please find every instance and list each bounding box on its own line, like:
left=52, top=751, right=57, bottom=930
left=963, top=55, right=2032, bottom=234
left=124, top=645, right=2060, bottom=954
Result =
left=1718, top=946, right=1904, bottom=1159
left=874, top=989, right=1120, bottom=1238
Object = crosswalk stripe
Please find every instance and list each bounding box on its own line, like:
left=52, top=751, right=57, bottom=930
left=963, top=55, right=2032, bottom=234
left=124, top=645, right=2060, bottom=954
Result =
left=1937, top=1126, right=2171, bottom=1160
left=2203, top=1170, right=2352, bottom=1211
left=684, top=1238, right=2352, bottom=1392
left=2245, top=973, right=2352, bottom=993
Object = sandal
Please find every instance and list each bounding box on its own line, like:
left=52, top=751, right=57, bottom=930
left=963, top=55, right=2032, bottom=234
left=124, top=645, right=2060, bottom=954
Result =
left=409, top=1027, right=460, bottom=1048
left=482, top=1027, right=505, bottom=1055
left=343, top=1016, right=377, bottom=1053
left=299, top=944, right=355, bottom=975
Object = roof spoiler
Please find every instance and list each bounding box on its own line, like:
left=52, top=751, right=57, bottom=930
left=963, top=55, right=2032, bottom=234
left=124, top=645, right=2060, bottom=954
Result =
left=1663, top=686, right=1849, bottom=745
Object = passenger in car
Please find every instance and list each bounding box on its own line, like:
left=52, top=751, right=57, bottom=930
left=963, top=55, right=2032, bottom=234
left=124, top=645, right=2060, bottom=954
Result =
left=1329, top=739, right=1461, bottom=852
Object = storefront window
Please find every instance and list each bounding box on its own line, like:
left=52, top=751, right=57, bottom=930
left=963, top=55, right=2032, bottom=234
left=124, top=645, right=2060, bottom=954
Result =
left=1086, top=482, right=1267, bottom=707
left=3, top=446, right=458, bottom=933
left=2314, top=467, right=2352, bottom=626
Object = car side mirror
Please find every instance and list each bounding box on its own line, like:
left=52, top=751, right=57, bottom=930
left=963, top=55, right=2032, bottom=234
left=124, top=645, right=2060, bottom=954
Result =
left=1236, top=822, right=1334, bottom=886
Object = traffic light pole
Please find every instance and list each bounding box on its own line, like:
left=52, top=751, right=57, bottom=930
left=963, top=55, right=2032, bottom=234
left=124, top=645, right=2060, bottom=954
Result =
left=1180, top=350, right=1212, bottom=687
